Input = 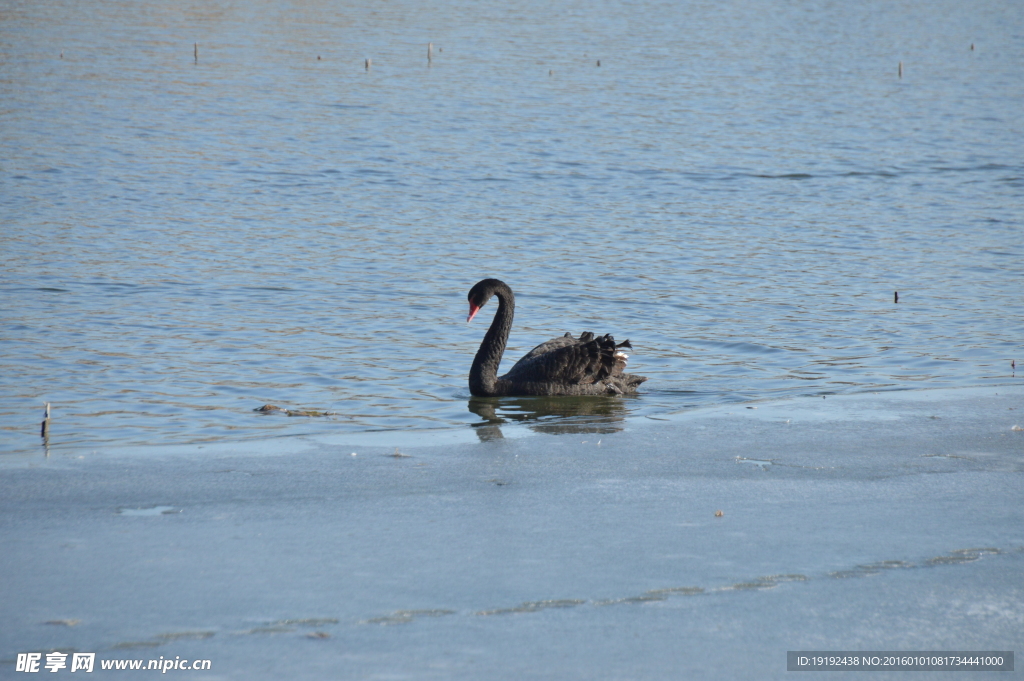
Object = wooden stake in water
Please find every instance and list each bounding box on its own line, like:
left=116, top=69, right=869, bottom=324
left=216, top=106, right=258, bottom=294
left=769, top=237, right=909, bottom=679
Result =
left=894, top=291, right=899, bottom=303
left=365, top=57, right=371, bottom=70
left=194, top=42, right=198, bottom=63
left=898, top=61, right=902, bottom=78
left=428, top=42, right=433, bottom=63
left=41, top=402, right=50, bottom=438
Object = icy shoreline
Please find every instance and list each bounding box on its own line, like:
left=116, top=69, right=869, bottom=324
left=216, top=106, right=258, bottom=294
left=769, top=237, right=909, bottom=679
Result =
left=2, top=386, right=1022, bottom=679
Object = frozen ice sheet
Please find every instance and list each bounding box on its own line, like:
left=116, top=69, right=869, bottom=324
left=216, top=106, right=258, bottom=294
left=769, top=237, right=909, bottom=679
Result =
left=1, top=386, right=1022, bottom=679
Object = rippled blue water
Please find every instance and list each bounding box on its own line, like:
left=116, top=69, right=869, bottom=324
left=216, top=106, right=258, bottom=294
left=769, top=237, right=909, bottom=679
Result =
left=2, top=0, right=1022, bottom=454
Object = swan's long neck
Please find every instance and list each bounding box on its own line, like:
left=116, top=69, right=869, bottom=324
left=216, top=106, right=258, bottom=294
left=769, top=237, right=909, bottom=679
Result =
left=469, top=284, right=514, bottom=397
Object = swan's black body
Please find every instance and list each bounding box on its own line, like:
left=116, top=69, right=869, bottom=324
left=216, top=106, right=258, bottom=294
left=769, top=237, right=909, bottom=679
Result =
left=466, top=279, right=647, bottom=397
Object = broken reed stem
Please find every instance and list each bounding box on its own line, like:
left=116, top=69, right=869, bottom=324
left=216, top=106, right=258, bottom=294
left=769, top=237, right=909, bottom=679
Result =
left=41, top=402, right=50, bottom=438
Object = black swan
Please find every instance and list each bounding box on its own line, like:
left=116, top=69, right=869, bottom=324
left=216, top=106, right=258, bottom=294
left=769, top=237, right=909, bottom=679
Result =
left=466, top=278, right=647, bottom=397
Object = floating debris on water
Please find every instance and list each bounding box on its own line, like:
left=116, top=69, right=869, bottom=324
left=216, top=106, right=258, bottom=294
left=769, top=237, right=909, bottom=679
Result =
left=254, top=404, right=335, bottom=417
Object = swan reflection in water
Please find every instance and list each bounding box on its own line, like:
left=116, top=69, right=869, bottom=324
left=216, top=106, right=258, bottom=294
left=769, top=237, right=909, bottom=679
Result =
left=467, top=395, right=634, bottom=442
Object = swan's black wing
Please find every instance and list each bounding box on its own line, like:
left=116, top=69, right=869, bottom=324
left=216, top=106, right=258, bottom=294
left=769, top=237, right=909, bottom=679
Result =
left=507, top=332, right=589, bottom=374
left=502, top=333, right=630, bottom=386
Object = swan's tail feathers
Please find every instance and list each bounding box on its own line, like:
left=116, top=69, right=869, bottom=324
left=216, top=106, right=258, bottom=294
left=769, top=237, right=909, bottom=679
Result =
left=583, top=336, right=608, bottom=383
left=579, top=331, right=596, bottom=343
left=624, top=374, right=648, bottom=389
left=603, top=373, right=646, bottom=394
left=590, top=334, right=626, bottom=382
left=612, top=350, right=629, bottom=375
left=602, top=336, right=645, bottom=389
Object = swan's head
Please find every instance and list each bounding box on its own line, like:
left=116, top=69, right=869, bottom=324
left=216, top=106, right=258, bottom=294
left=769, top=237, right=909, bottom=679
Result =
left=467, top=278, right=505, bottom=323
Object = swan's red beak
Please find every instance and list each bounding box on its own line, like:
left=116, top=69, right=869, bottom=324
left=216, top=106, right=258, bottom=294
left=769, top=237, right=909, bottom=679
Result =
left=467, top=303, right=480, bottom=323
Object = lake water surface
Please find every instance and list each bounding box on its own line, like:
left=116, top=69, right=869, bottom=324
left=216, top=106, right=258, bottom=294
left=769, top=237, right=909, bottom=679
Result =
left=2, top=0, right=1022, bottom=455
